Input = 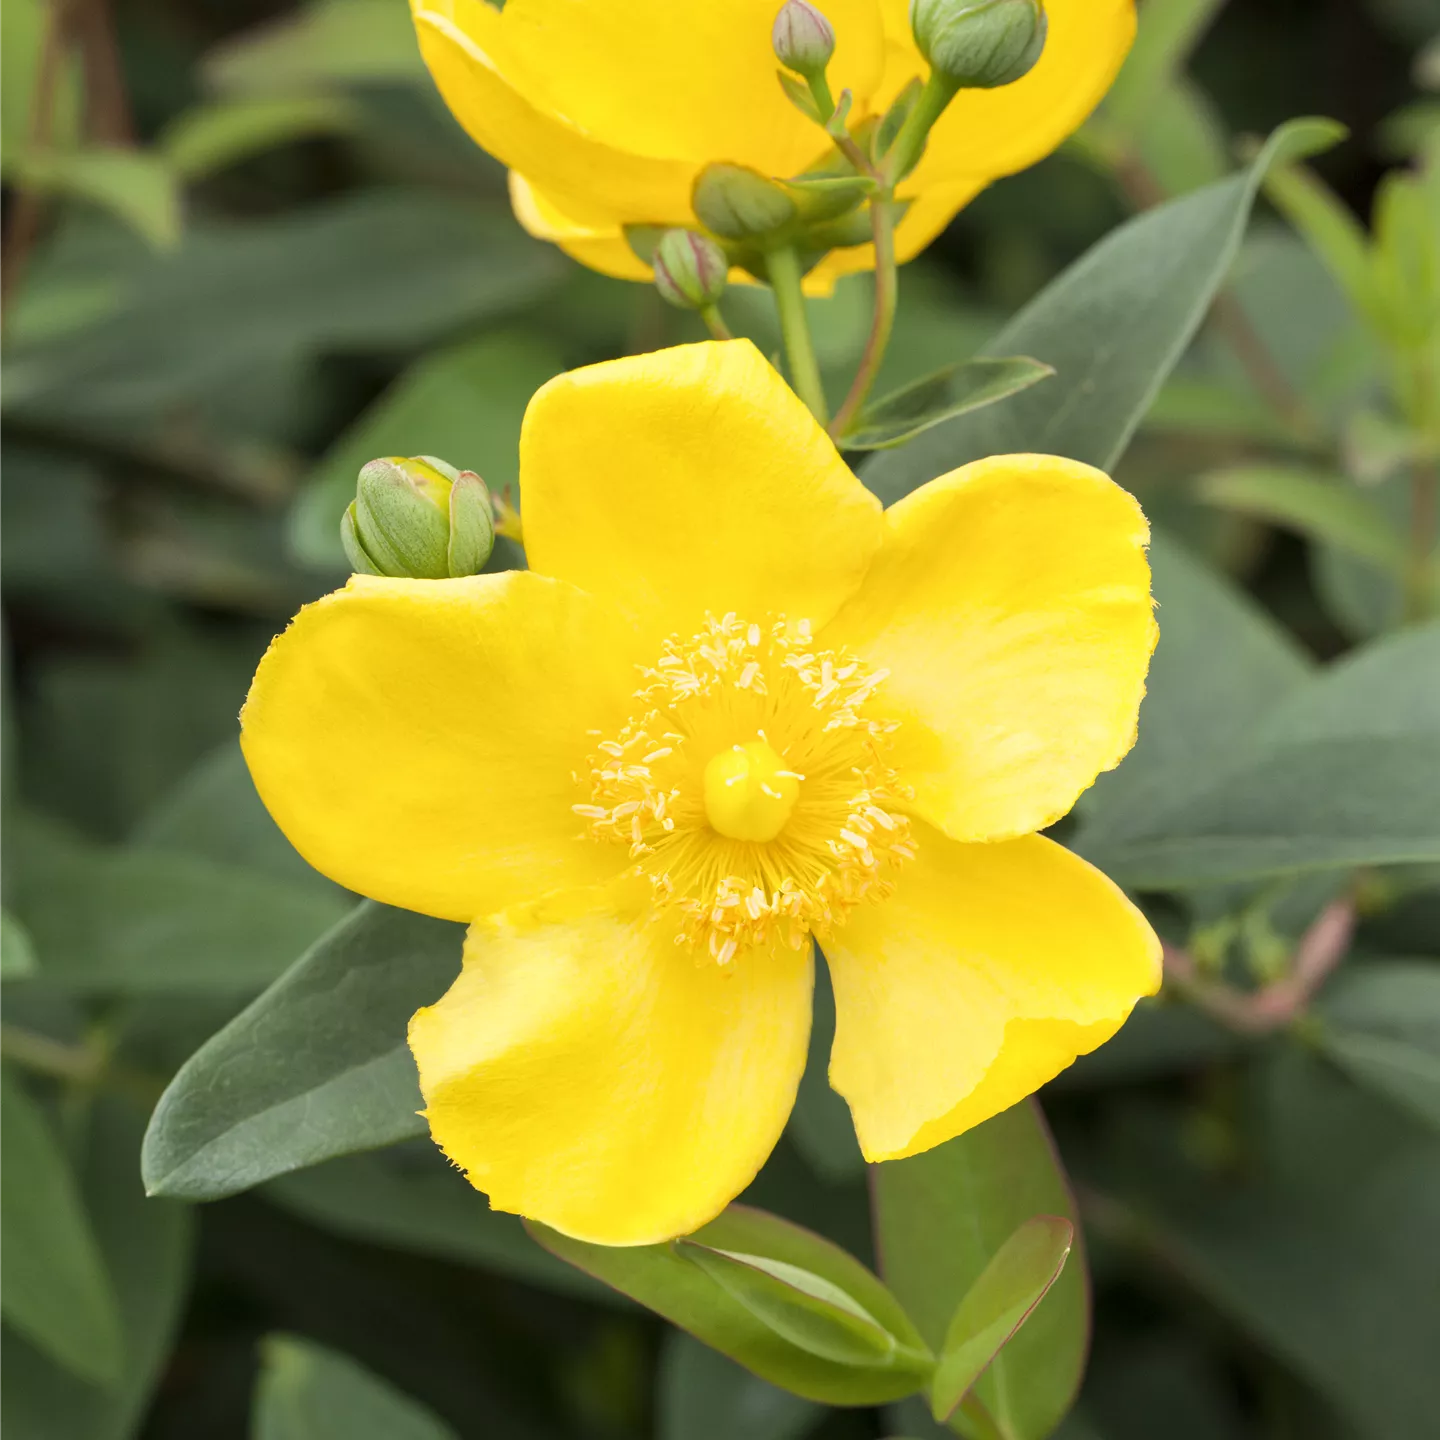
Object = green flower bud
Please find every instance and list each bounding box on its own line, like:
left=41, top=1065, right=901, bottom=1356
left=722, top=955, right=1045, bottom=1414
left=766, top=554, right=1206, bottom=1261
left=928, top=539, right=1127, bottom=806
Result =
left=692, top=163, right=798, bottom=242
left=910, top=0, right=1047, bottom=90
left=772, top=0, right=835, bottom=77
left=653, top=228, right=729, bottom=310
left=342, top=455, right=494, bottom=579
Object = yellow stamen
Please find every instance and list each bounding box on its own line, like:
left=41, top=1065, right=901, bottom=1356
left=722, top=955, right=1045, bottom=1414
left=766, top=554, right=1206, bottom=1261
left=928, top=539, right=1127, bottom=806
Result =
left=703, top=740, right=800, bottom=843
left=575, top=613, right=915, bottom=962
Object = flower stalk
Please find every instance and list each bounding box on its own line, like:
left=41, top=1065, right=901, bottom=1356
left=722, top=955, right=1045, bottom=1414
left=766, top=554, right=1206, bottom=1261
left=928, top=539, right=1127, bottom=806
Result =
left=767, top=244, right=830, bottom=423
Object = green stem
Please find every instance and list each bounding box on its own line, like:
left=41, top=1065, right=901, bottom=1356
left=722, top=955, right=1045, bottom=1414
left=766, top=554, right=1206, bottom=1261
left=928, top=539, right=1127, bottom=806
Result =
left=766, top=245, right=828, bottom=423
left=831, top=194, right=898, bottom=439
left=807, top=70, right=835, bottom=121
left=699, top=303, right=733, bottom=342
left=883, top=69, right=959, bottom=186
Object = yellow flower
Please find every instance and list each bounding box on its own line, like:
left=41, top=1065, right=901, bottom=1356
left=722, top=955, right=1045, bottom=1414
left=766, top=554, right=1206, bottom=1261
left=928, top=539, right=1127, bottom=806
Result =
left=241, top=341, right=1160, bottom=1246
left=409, top=0, right=1135, bottom=292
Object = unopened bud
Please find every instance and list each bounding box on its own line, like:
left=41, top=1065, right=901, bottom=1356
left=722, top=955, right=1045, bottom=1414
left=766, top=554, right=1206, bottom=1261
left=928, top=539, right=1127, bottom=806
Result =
left=910, top=0, right=1047, bottom=90
left=342, top=455, right=494, bottom=579
left=773, top=0, right=835, bottom=77
left=693, top=163, right=798, bottom=242
left=653, top=229, right=729, bottom=310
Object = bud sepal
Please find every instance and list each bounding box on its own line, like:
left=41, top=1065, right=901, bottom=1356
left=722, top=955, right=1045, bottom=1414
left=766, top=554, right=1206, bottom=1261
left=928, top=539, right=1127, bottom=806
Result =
left=342, top=455, right=494, bottom=579
left=910, top=0, right=1047, bottom=91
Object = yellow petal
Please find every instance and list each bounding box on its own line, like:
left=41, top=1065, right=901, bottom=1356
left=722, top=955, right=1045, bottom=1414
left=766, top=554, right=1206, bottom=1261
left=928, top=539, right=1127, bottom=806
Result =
left=410, top=884, right=814, bottom=1245
left=241, top=572, right=641, bottom=923
left=825, top=453, right=1155, bottom=843
left=508, top=172, right=656, bottom=283
left=521, top=340, right=883, bottom=645
left=410, top=0, right=694, bottom=230
left=878, top=0, right=1135, bottom=187
left=825, top=823, right=1160, bottom=1161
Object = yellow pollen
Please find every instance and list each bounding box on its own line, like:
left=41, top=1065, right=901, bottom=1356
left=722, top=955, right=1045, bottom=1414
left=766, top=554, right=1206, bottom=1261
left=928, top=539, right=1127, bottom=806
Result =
left=703, top=740, right=801, bottom=843
left=575, top=613, right=916, bottom=963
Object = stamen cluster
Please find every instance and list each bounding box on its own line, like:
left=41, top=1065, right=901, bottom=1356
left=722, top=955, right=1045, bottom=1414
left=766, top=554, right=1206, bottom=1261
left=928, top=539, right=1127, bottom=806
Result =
left=576, top=613, right=916, bottom=962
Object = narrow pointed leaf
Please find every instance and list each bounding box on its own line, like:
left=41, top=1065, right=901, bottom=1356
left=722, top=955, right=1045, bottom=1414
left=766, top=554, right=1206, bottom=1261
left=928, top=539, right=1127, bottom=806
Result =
left=680, top=1243, right=902, bottom=1367
left=930, top=1217, right=1074, bottom=1422
left=530, top=1204, right=933, bottom=1406
left=842, top=357, right=1053, bottom=450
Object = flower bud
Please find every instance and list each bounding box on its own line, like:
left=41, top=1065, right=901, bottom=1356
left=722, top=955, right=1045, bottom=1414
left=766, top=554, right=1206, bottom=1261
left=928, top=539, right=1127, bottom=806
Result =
left=692, top=163, right=798, bottom=242
left=772, top=0, right=835, bottom=77
left=342, top=455, right=494, bottom=579
left=910, top=0, right=1047, bottom=90
left=653, top=228, right=729, bottom=310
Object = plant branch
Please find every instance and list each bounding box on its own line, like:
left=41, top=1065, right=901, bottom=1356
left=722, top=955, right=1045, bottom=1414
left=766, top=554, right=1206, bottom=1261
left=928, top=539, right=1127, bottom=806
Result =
left=767, top=244, right=829, bottom=423
left=1404, top=456, right=1437, bottom=621
left=831, top=194, right=898, bottom=440
left=1162, top=899, right=1356, bottom=1036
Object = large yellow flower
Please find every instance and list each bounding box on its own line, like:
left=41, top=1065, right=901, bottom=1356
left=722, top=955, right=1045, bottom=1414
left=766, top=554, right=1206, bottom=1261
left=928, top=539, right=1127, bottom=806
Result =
left=410, top=0, right=1135, bottom=291
left=241, top=341, right=1160, bottom=1246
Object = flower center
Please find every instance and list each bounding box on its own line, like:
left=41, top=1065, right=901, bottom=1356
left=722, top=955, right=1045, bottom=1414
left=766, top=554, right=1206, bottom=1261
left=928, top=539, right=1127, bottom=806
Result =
left=703, top=740, right=800, bottom=842
left=575, top=613, right=916, bottom=963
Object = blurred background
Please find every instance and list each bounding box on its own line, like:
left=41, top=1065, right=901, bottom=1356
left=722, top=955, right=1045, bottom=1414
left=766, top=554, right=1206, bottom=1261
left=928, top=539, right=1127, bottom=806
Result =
left=3, top=0, right=1439, bottom=1437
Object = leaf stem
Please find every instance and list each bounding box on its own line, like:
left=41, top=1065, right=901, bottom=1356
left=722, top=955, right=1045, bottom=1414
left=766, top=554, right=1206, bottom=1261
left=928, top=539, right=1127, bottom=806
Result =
left=699, top=303, right=734, bottom=342
left=767, top=245, right=829, bottom=423
left=1404, top=456, right=1437, bottom=622
left=831, top=194, right=898, bottom=440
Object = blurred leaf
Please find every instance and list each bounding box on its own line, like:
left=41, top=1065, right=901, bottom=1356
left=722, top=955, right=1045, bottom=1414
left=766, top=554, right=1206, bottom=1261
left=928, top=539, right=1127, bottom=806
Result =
left=1141, top=376, right=1298, bottom=443
left=1, top=1097, right=195, bottom=1440
left=265, top=1144, right=616, bottom=1303
left=1315, top=961, right=1440, bottom=1132
left=5, top=191, right=565, bottom=424
left=160, top=95, right=360, bottom=180
left=0, top=1072, right=123, bottom=1384
left=532, top=1205, right=933, bottom=1406
left=1198, top=464, right=1410, bottom=572
left=132, top=741, right=342, bottom=894
left=204, top=0, right=426, bottom=96
left=1076, top=531, right=1313, bottom=843
left=930, top=1217, right=1074, bottom=1424
left=841, top=357, right=1053, bottom=451
left=0, top=0, right=81, bottom=169
left=6, top=810, right=350, bottom=993
left=291, top=330, right=562, bottom=568
left=656, top=1331, right=823, bottom=1440
left=142, top=901, right=461, bottom=1200
left=862, top=118, right=1345, bottom=503
left=1114, top=1050, right=1440, bottom=1440
left=1, top=908, right=38, bottom=978
left=252, top=1333, right=457, bottom=1440
left=1103, top=0, right=1228, bottom=130
left=1131, top=79, right=1230, bottom=197
left=1086, top=621, right=1440, bottom=887
left=873, top=1101, right=1088, bottom=1440
left=15, top=149, right=181, bottom=251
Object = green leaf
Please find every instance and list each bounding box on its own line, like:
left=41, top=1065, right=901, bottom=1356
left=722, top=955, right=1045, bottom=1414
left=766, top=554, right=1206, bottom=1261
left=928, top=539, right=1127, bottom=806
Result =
left=1198, top=464, right=1409, bottom=572
left=873, top=1101, right=1088, bottom=1440
left=203, top=0, right=426, bottom=95
left=657, top=1331, right=823, bottom=1440
left=264, top=1145, right=617, bottom=1303
left=1, top=0, right=82, bottom=169
left=679, top=1243, right=906, bottom=1367
left=530, top=1205, right=933, bottom=1406
left=841, top=357, right=1054, bottom=451
left=5, top=192, right=564, bottom=424
left=0, top=1073, right=123, bottom=1385
left=141, top=901, right=462, bottom=1200
left=929, top=1217, right=1075, bottom=1424
left=1, top=908, right=38, bottom=978
left=1, top=1096, right=195, bottom=1440
left=289, top=330, right=563, bottom=569
left=1314, top=962, right=1440, bottom=1133
left=6, top=810, right=350, bottom=994
left=252, top=1334, right=457, bottom=1440
left=1076, top=531, right=1314, bottom=846
left=1085, top=620, right=1440, bottom=887
left=159, top=95, right=359, bottom=180
left=862, top=118, right=1345, bottom=504
left=15, top=148, right=181, bottom=250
